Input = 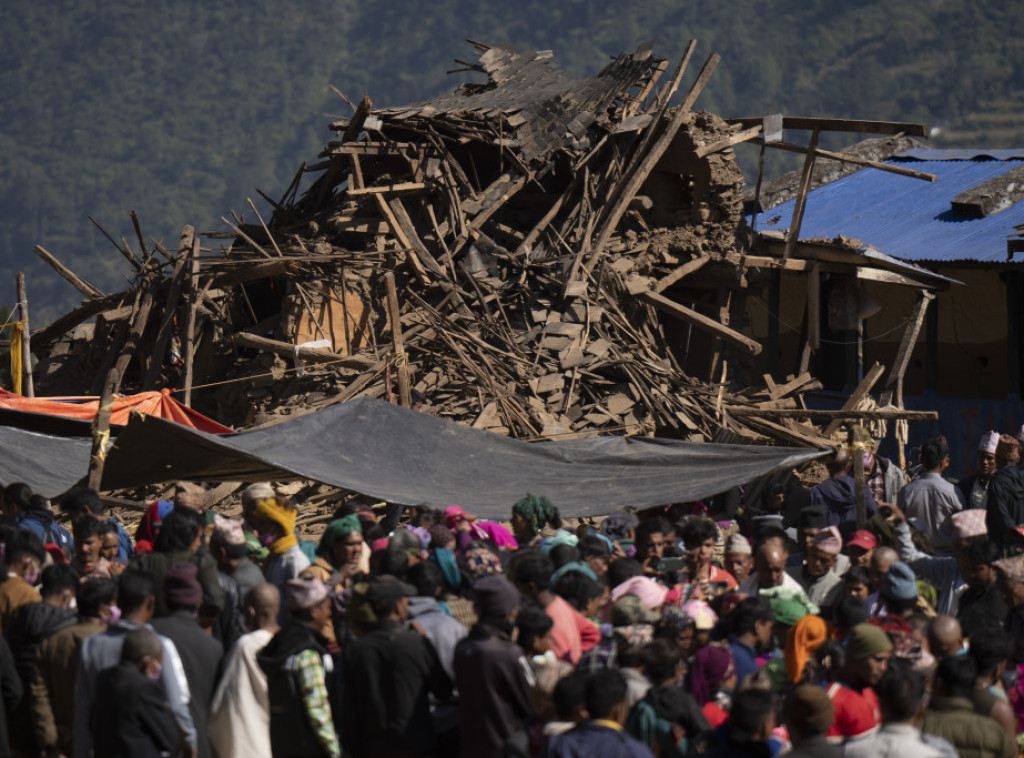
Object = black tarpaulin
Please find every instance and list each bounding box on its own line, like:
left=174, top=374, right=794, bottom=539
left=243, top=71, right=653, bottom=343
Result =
left=0, top=426, right=91, bottom=497
left=101, top=398, right=827, bottom=518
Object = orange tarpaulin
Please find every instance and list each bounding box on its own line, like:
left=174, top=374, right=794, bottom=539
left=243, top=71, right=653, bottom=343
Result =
left=0, top=388, right=233, bottom=434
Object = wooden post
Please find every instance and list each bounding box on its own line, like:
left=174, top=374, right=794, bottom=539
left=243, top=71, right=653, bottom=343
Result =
left=879, top=290, right=935, bottom=409
left=783, top=128, right=820, bottom=259
left=384, top=272, right=411, bottom=408
left=87, top=276, right=156, bottom=489
left=180, top=236, right=201, bottom=407
left=15, top=273, right=33, bottom=398
left=851, top=424, right=868, bottom=529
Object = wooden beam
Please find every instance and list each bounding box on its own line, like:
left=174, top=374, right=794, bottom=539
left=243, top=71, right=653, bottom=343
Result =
left=346, top=182, right=427, bottom=197
left=879, top=290, right=934, bottom=408
left=180, top=237, right=201, bottom=407
left=727, top=116, right=926, bottom=137
left=88, top=276, right=156, bottom=489
left=15, top=273, right=33, bottom=397
left=232, top=332, right=377, bottom=371
left=639, top=290, right=762, bottom=355
left=386, top=197, right=448, bottom=279
left=807, top=262, right=820, bottom=350
left=751, top=138, right=936, bottom=182
left=384, top=272, right=411, bottom=408
left=823, top=361, right=887, bottom=437
left=695, top=125, right=762, bottom=158
left=783, top=127, right=820, bottom=259
left=209, top=259, right=293, bottom=288
left=34, top=246, right=104, bottom=298
left=374, top=195, right=430, bottom=284
left=727, top=407, right=938, bottom=420
left=652, top=256, right=710, bottom=293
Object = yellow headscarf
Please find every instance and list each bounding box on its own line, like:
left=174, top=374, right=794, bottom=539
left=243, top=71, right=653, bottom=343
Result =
left=255, top=497, right=298, bottom=555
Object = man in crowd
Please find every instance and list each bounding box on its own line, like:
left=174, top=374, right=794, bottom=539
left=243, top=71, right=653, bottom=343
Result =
left=864, top=440, right=906, bottom=507
left=543, top=669, right=654, bottom=758
left=956, top=537, right=1006, bottom=638
left=986, top=434, right=1024, bottom=550
left=89, top=629, right=183, bottom=757
left=740, top=542, right=803, bottom=595
left=726, top=596, right=774, bottom=683
left=723, top=534, right=752, bottom=586
left=958, top=431, right=999, bottom=510
left=341, top=574, right=451, bottom=758
left=454, top=574, right=535, bottom=758
left=209, top=584, right=280, bottom=758
left=845, top=529, right=877, bottom=570
left=808, top=450, right=878, bottom=540
left=844, top=665, right=943, bottom=758
left=796, top=526, right=843, bottom=608
left=898, top=436, right=965, bottom=553
left=30, top=578, right=117, bottom=758
left=74, top=570, right=196, bottom=758
left=258, top=577, right=340, bottom=758
left=922, top=655, right=1016, bottom=758
left=827, top=623, right=890, bottom=740
left=151, top=563, right=224, bottom=758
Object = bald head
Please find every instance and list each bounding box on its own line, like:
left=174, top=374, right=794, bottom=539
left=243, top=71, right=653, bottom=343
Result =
left=927, top=616, right=964, bottom=658
left=244, top=583, right=281, bottom=632
left=827, top=449, right=853, bottom=478
left=121, top=628, right=163, bottom=665
left=755, top=544, right=787, bottom=589
left=870, top=547, right=898, bottom=592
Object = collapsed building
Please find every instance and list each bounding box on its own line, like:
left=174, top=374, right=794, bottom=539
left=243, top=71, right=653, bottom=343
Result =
left=18, top=40, right=946, bottom=468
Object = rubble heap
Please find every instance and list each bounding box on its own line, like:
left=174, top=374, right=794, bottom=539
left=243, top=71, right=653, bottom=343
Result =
left=29, top=41, right=836, bottom=445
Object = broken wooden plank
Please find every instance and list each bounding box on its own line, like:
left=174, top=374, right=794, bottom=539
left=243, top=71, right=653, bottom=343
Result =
left=783, top=128, right=820, bottom=260
left=232, top=332, right=377, bottom=371
left=728, top=407, right=938, bottom=421
left=34, top=246, right=104, bottom=298
left=879, top=290, right=934, bottom=409
left=347, top=182, right=428, bottom=197
left=822, top=361, right=887, bottom=437
left=727, top=116, right=926, bottom=137
left=652, top=256, right=709, bottom=293
left=695, top=125, right=762, bottom=158
left=639, top=290, right=762, bottom=355
left=752, top=138, right=936, bottom=182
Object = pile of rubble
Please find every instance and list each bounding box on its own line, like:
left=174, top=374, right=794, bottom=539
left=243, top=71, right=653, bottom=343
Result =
left=25, top=40, right=865, bottom=447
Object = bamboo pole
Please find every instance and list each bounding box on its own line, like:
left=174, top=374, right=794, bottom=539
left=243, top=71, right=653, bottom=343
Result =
left=384, top=272, right=411, bottom=408
left=15, top=273, right=33, bottom=397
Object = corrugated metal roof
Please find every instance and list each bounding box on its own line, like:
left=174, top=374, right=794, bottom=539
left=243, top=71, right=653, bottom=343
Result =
left=751, top=150, right=1024, bottom=263
left=901, top=148, right=1024, bottom=161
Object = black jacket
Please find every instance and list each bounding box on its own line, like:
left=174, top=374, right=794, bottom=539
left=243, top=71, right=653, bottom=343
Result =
left=258, top=620, right=334, bottom=758
left=985, top=465, right=1024, bottom=546
left=4, top=601, right=75, bottom=753
left=0, top=637, right=22, bottom=758
left=341, top=618, right=452, bottom=758
left=454, top=622, right=535, bottom=758
left=958, top=581, right=1008, bottom=640
left=151, top=610, right=223, bottom=758
left=90, top=662, right=182, bottom=758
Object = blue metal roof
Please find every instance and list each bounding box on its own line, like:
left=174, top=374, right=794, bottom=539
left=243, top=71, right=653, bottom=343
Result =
left=751, top=149, right=1024, bottom=263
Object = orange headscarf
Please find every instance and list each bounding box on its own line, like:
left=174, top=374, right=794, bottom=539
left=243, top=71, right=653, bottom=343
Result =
left=785, top=614, right=830, bottom=683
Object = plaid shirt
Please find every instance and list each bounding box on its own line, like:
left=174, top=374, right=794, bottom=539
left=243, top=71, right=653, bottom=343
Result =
left=295, top=650, right=341, bottom=758
left=866, top=466, right=887, bottom=505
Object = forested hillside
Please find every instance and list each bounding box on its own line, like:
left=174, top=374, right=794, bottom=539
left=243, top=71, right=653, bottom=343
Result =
left=2, top=0, right=1022, bottom=319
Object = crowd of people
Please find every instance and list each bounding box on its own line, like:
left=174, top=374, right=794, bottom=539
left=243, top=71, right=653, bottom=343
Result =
left=0, top=429, right=1023, bottom=757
